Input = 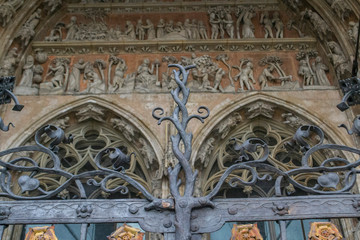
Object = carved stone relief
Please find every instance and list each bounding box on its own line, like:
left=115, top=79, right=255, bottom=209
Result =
left=15, top=8, right=42, bottom=47
left=327, top=41, right=351, bottom=80
left=0, top=0, right=24, bottom=27
left=300, top=9, right=332, bottom=41
left=39, top=58, right=70, bottom=94
left=246, top=101, right=275, bottom=119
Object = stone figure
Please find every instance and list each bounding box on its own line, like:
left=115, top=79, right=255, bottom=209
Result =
left=184, top=19, right=192, bottom=39
left=258, top=56, right=294, bottom=88
left=198, top=21, right=208, bottom=39
left=312, top=56, right=330, bottom=86
left=136, top=19, right=145, bottom=40
left=40, top=58, right=70, bottom=94
left=65, top=16, right=78, bottom=41
left=156, top=19, right=165, bottom=38
left=348, top=21, right=359, bottom=43
left=213, top=68, right=226, bottom=92
left=215, top=113, right=242, bottom=139
left=224, top=10, right=234, bottom=39
left=298, top=60, right=315, bottom=86
left=282, top=113, right=307, bottom=129
left=233, top=59, right=255, bottom=91
left=0, top=0, right=24, bottom=27
left=327, top=41, right=350, bottom=79
left=16, top=8, right=42, bottom=46
left=135, top=59, right=158, bottom=90
left=327, top=0, right=351, bottom=21
left=83, top=64, right=105, bottom=94
left=67, top=59, right=88, bottom=92
left=52, top=116, right=70, bottom=130
left=19, top=55, right=35, bottom=87
left=242, top=9, right=256, bottom=38
left=260, top=11, right=274, bottom=39
left=110, top=118, right=136, bottom=142
left=32, top=64, right=44, bottom=86
left=198, top=137, right=215, bottom=168
left=272, top=12, right=284, bottom=38
left=111, top=58, right=127, bottom=91
left=143, top=19, right=155, bottom=40
left=0, top=47, right=19, bottom=76
left=301, top=9, right=330, bottom=41
left=174, top=21, right=183, bottom=32
left=125, top=20, right=136, bottom=40
left=191, top=19, right=200, bottom=40
left=139, top=138, right=155, bottom=170
left=44, top=0, right=62, bottom=14
left=47, top=59, right=67, bottom=88
left=45, top=22, right=65, bottom=41
left=258, top=65, right=276, bottom=89
left=209, top=10, right=220, bottom=39
left=165, top=20, right=174, bottom=34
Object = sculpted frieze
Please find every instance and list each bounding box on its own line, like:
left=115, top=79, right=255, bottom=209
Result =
left=0, top=0, right=24, bottom=27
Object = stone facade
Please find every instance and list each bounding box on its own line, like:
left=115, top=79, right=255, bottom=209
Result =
left=0, top=0, right=360, bottom=239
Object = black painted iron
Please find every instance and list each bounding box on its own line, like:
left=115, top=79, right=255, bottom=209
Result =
left=1, top=65, right=360, bottom=240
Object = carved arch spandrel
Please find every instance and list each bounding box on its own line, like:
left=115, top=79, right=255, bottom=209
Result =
left=191, top=93, right=356, bottom=168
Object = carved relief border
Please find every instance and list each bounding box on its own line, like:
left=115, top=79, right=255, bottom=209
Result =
left=32, top=38, right=317, bottom=55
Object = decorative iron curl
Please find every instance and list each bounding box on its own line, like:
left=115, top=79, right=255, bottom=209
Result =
left=87, top=175, right=129, bottom=195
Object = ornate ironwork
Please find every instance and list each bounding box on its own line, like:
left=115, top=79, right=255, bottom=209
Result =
left=0, top=76, right=23, bottom=131
left=2, top=65, right=360, bottom=239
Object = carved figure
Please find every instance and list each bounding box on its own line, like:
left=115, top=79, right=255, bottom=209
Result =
left=139, top=138, right=156, bottom=169
left=224, top=10, right=234, bottom=39
left=16, top=8, right=42, bottom=46
left=198, top=21, right=208, bottom=39
left=301, top=9, right=330, bottom=41
left=272, top=12, right=284, bottom=38
left=47, top=59, right=67, bottom=88
left=312, top=56, right=330, bottom=86
left=209, top=10, right=220, bottom=39
left=110, top=118, right=136, bottom=142
left=135, top=59, right=157, bottom=90
left=327, top=41, right=350, bottom=79
left=45, top=22, right=65, bottom=41
left=83, top=64, right=105, bottom=94
left=282, top=113, right=307, bottom=129
left=327, top=0, right=351, bottom=21
left=191, top=19, right=200, bottom=40
left=75, top=104, right=105, bottom=122
left=52, top=116, right=70, bottom=130
left=198, top=137, right=215, bottom=167
left=0, top=47, right=19, bottom=76
left=183, top=19, right=192, bottom=39
left=165, top=20, right=174, bottom=34
left=19, top=55, right=35, bottom=87
left=258, top=65, right=275, bottom=89
left=298, top=60, right=315, bottom=86
left=260, top=11, right=274, bottom=39
left=125, top=21, right=136, bottom=40
left=112, top=58, right=127, bottom=91
left=348, top=21, right=359, bottom=44
left=237, top=7, right=256, bottom=38
left=259, top=56, right=293, bottom=88
left=65, top=16, right=78, bottom=41
left=32, top=64, right=44, bottom=86
left=136, top=19, right=145, bottom=40
left=44, top=0, right=62, bottom=14
left=215, top=113, right=242, bottom=139
left=67, top=59, right=88, bottom=92
left=144, top=19, right=155, bottom=40
left=233, top=59, right=255, bottom=91
left=0, top=0, right=24, bottom=27
left=156, top=19, right=165, bottom=38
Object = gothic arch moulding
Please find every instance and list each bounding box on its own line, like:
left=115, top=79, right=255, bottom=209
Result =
left=4, top=96, right=165, bottom=194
